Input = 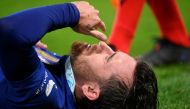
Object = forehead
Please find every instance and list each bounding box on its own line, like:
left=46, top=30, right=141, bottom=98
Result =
left=107, top=52, right=136, bottom=78
left=83, top=51, right=137, bottom=86
left=108, top=52, right=136, bottom=86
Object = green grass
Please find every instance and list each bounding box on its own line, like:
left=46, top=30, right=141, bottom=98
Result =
left=1, top=0, right=190, bottom=108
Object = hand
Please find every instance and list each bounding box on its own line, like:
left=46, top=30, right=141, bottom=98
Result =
left=72, top=1, right=107, bottom=41
left=36, top=41, right=48, bottom=49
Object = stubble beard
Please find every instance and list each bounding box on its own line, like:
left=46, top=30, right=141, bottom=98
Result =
left=70, top=41, right=89, bottom=61
left=70, top=41, right=102, bottom=109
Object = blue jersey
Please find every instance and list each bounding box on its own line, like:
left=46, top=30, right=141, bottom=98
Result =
left=0, top=3, right=79, bottom=109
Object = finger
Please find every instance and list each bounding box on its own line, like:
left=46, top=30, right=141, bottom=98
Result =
left=99, top=41, right=114, bottom=53
left=85, top=1, right=90, bottom=5
left=89, top=30, right=107, bottom=41
left=91, top=6, right=95, bottom=10
left=95, top=10, right=99, bottom=15
left=36, top=41, right=48, bottom=49
left=80, top=1, right=89, bottom=5
left=98, top=21, right=106, bottom=32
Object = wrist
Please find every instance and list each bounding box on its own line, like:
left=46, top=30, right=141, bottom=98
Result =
left=68, top=3, right=80, bottom=27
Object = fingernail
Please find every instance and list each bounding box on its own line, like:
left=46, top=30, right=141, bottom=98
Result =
left=102, top=35, right=107, bottom=41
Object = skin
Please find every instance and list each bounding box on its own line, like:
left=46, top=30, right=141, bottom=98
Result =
left=36, top=1, right=107, bottom=48
left=71, top=41, right=137, bottom=101
left=72, top=1, right=107, bottom=41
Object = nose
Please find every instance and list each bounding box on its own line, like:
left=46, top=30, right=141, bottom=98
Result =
left=99, top=41, right=115, bottom=54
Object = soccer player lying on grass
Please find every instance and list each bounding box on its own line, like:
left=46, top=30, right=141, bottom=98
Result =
left=0, top=1, right=158, bottom=109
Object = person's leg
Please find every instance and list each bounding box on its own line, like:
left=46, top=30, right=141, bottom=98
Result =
left=109, top=0, right=146, bottom=53
left=110, top=0, right=120, bottom=9
left=148, top=0, right=190, bottom=47
left=142, top=0, right=190, bottom=66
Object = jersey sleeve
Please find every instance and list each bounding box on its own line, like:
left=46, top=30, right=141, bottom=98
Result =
left=0, top=3, right=80, bottom=81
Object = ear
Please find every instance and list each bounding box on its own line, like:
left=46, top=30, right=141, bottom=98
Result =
left=81, top=82, right=100, bottom=100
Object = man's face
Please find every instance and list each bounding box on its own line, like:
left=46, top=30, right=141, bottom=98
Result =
left=71, top=41, right=136, bottom=87
left=70, top=42, right=158, bottom=109
left=70, top=41, right=137, bottom=109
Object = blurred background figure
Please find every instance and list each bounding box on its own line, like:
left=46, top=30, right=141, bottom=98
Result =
left=110, top=0, right=119, bottom=9
left=109, top=0, right=190, bottom=66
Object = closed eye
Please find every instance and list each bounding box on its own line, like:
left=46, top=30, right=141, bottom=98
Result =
left=107, top=52, right=116, bottom=63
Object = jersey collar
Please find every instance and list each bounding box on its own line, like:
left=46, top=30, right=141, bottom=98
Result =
left=65, top=57, right=76, bottom=94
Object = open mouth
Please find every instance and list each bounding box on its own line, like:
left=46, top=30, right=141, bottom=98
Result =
left=86, top=44, right=91, bottom=50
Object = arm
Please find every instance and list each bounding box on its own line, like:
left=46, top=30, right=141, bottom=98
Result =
left=0, top=3, right=80, bottom=81
left=0, top=3, right=80, bottom=47
left=0, top=1, right=106, bottom=81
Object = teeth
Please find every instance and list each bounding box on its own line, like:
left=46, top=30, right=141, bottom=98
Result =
left=87, top=44, right=91, bottom=48
left=98, top=42, right=101, bottom=45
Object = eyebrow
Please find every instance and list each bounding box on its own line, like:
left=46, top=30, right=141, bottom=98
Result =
left=107, top=52, right=117, bottom=62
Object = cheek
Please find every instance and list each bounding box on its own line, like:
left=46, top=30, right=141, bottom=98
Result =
left=86, top=56, right=105, bottom=73
left=86, top=54, right=104, bottom=66
left=88, top=59, right=103, bottom=70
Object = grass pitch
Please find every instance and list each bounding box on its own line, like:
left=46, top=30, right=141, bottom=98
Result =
left=0, top=0, right=190, bottom=108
